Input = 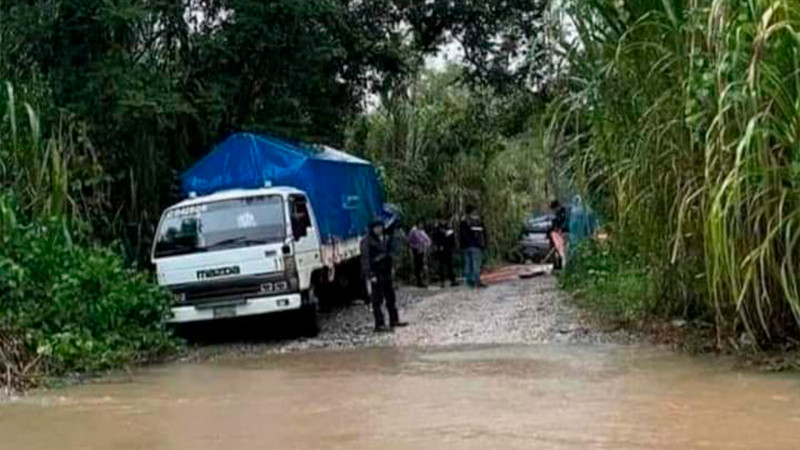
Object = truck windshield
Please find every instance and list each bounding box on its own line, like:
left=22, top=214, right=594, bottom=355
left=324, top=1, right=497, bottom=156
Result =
left=153, top=195, right=285, bottom=258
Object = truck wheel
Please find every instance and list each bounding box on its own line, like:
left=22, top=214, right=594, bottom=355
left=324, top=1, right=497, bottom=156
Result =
left=299, top=288, right=319, bottom=338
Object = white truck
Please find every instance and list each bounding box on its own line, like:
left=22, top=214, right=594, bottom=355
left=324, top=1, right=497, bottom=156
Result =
left=150, top=133, right=388, bottom=336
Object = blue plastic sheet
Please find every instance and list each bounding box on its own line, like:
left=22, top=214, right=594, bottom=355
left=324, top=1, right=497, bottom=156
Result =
left=568, top=195, right=597, bottom=244
left=566, top=195, right=598, bottom=270
left=181, top=133, right=386, bottom=241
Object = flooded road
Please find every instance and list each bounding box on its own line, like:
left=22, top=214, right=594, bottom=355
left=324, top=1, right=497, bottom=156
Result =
left=3, top=344, right=800, bottom=449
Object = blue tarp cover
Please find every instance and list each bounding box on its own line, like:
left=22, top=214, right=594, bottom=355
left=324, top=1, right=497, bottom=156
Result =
left=181, top=133, right=385, bottom=241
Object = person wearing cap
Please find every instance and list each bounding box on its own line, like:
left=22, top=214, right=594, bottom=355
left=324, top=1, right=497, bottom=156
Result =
left=361, top=219, right=409, bottom=332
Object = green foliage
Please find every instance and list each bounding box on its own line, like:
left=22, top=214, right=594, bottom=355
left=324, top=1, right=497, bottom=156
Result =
left=403, top=0, right=549, bottom=90
left=0, top=0, right=549, bottom=263
left=0, top=195, right=176, bottom=375
left=347, top=68, right=550, bottom=259
left=560, top=239, right=654, bottom=324
left=0, top=88, right=175, bottom=385
left=0, top=81, right=112, bottom=237
left=551, top=0, right=800, bottom=345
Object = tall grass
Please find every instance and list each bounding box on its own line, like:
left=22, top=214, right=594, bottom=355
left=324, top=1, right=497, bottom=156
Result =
left=2, top=80, right=64, bottom=217
left=0, top=82, right=110, bottom=232
left=551, top=0, right=800, bottom=346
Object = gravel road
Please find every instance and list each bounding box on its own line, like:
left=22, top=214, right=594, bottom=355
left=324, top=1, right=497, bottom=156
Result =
left=189, top=272, right=626, bottom=361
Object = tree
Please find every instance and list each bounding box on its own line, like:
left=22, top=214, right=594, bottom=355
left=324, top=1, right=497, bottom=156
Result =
left=347, top=67, right=550, bottom=257
left=0, top=0, right=549, bottom=262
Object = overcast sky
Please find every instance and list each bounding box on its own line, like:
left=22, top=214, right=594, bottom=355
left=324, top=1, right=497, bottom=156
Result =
left=424, top=40, right=465, bottom=71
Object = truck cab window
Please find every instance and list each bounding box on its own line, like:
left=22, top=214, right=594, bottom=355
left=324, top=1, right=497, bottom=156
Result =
left=153, top=195, right=285, bottom=258
left=290, top=196, right=311, bottom=240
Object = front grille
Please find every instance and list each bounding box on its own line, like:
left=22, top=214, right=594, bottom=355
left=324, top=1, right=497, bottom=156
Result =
left=184, top=283, right=262, bottom=304
left=174, top=274, right=289, bottom=306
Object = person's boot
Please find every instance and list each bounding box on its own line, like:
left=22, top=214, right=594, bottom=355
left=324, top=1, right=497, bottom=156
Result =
left=374, top=325, right=393, bottom=333
left=391, top=321, right=409, bottom=328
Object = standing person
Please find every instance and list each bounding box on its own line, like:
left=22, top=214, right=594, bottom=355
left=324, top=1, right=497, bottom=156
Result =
left=549, top=200, right=568, bottom=270
left=408, top=223, right=432, bottom=288
left=432, top=220, right=458, bottom=287
left=460, top=205, right=487, bottom=288
left=361, top=219, right=409, bottom=332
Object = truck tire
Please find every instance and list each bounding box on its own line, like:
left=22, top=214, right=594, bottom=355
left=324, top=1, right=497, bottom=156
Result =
left=299, top=287, right=319, bottom=337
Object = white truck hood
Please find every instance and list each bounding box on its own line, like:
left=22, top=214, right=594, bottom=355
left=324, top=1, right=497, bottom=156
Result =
left=155, top=243, right=285, bottom=287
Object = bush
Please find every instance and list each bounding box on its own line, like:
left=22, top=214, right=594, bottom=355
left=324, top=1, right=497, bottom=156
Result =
left=0, top=206, right=177, bottom=377
left=560, top=238, right=654, bottom=324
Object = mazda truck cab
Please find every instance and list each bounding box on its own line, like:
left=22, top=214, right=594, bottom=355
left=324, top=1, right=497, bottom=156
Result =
left=151, top=187, right=323, bottom=335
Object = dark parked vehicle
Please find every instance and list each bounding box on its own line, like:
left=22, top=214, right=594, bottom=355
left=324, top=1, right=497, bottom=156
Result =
left=507, top=213, right=555, bottom=263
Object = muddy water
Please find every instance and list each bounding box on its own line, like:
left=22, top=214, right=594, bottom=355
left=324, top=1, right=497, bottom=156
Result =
left=2, top=345, right=800, bottom=449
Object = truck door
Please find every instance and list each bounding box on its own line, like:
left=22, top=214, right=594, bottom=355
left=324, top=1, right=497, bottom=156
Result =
left=289, top=194, right=321, bottom=288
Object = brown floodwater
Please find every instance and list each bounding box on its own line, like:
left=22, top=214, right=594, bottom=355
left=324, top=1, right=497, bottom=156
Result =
left=2, top=345, right=799, bottom=449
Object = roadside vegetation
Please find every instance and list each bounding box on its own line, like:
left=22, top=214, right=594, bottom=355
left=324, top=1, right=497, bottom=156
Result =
left=0, top=87, right=176, bottom=393
left=560, top=239, right=654, bottom=325
left=550, top=0, right=800, bottom=350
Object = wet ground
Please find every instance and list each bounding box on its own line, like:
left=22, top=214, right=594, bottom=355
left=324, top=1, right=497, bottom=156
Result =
left=3, top=274, right=800, bottom=449
left=190, top=269, right=626, bottom=359
left=3, top=345, right=800, bottom=449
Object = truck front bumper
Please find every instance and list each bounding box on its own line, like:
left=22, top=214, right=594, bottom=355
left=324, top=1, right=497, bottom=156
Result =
left=168, top=293, right=302, bottom=324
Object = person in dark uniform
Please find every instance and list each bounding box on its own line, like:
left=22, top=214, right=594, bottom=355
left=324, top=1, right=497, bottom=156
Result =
left=459, top=205, right=487, bottom=288
left=361, top=219, right=409, bottom=332
left=432, top=220, right=458, bottom=287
